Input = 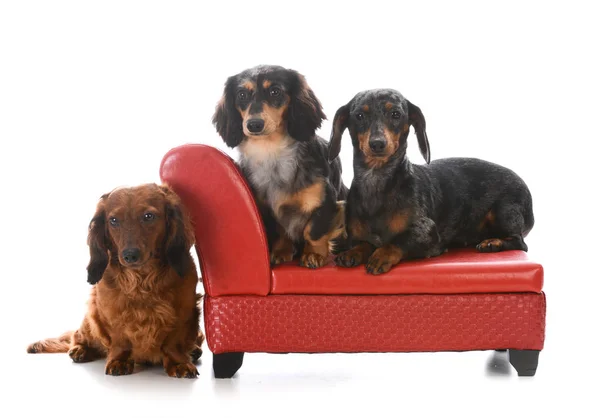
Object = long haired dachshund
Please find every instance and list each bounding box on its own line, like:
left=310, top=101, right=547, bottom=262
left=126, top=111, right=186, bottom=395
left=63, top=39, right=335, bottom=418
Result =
left=328, top=89, right=534, bottom=275
left=212, top=65, right=347, bottom=269
left=27, top=183, right=204, bottom=378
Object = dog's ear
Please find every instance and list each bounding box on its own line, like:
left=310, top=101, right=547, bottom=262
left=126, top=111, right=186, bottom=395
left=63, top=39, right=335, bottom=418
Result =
left=212, top=77, right=245, bottom=148
left=87, top=194, right=110, bottom=285
left=287, top=73, right=326, bottom=141
left=327, top=104, right=350, bottom=162
left=407, top=100, right=431, bottom=164
left=161, top=185, right=195, bottom=278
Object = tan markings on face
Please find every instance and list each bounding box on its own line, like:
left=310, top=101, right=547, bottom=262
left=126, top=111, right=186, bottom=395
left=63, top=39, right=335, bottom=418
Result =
left=263, top=80, right=272, bottom=89
left=261, top=100, right=289, bottom=135
left=362, top=105, right=369, bottom=112
left=359, top=127, right=401, bottom=169
left=403, top=123, right=409, bottom=133
left=242, top=80, right=256, bottom=91
left=358, top=131, right=371, bottom=156
left=239, top=99, right=290, bottom=140
left=359, top=130, right=385, bottom=169
left=383, top=127, right=401, bottom=153
left=388, top=210, right=410, bottom=235
left=385, top=102, right=393, bottom=110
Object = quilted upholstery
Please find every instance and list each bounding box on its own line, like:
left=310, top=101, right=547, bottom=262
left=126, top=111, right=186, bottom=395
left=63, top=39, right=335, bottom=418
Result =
left=205, top=293, right=546, bottom=354
left=271, top=248, right=543, bottom=295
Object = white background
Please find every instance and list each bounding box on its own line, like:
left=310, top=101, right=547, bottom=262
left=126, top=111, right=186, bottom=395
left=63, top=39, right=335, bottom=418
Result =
left=1, top=1, right=598, bottom=417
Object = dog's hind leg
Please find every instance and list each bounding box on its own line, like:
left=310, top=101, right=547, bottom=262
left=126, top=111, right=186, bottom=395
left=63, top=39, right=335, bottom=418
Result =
left=300, top=186, right=343, bottom=269
left=27, top=330, right=73, bottom=354
left=476, top=204, right=529, bottom=253
left=476, top=235, right=528, bottom=252
left=67, top=316, right=108, bottom=364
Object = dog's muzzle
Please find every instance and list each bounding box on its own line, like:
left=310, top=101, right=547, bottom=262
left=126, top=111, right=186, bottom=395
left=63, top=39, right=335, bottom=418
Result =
left=369, top=138, right=387, bottom=154
left=246, top=119, right=265, bottom=134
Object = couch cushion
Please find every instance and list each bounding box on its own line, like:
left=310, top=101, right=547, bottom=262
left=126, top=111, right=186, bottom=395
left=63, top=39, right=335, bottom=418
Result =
left=271, top=249, right=543, bottom=295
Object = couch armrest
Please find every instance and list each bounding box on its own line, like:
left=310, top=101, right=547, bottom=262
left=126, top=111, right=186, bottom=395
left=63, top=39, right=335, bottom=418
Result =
left=159, top=144, right=271, bottom=296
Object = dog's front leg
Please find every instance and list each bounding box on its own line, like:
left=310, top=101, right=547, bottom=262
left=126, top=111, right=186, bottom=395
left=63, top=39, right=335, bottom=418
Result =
left=335, top=242, right=376, bottom=267
left=366, top=217, right=442, bottom=275
left=161, top=339, right=199, bottom=379
left=105, top=338, right=134, bottom=376
left=270, top=223, right=295, bottom=265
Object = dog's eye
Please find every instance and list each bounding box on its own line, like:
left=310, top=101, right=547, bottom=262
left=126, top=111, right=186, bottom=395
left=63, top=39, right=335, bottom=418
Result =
left=237, top=91, right=248, bottom=101
left=109, top=217, right=119, bottom=227
left=356, top=112, right=364, bottom=121
left=269, top=87, right=281, bottom=97
left=143, top=213, right=155, bottom=222
left=391, top=111, right=401, bottom=119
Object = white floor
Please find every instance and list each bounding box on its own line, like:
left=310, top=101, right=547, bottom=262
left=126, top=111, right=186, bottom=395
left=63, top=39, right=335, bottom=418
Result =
left=9, top=317, right=598, bottom=417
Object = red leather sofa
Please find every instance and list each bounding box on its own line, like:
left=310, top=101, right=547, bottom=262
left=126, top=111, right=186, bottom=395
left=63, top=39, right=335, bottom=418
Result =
left=159, top=144, right=546, bottom=378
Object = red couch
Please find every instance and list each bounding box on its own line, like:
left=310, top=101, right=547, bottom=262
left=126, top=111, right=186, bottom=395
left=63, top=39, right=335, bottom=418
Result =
left=159, top=144, right=546, bottom=378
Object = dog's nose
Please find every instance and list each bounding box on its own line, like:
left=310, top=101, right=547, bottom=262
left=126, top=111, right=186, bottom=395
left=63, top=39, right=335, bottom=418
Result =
left=122, top=248, right=141, bottom=264
left=247, top=119, right=265, bottom=133
left=369, top=139, right=387, bottom=153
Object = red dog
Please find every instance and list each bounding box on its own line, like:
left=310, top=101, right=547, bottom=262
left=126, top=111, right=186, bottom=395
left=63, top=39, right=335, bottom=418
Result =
left=28, top=183, right=204, bottom=378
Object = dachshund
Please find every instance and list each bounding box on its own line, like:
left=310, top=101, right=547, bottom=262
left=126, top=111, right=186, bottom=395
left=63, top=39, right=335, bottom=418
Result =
left=327, top=89, right=534, bottom=275
left=27, top=183, right=205, bottom=378
left=212, top=65, right=348, bottom=269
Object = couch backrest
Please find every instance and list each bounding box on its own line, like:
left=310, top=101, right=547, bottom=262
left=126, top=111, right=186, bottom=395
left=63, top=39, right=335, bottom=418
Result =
left=160, top=144, right=271, bottom=296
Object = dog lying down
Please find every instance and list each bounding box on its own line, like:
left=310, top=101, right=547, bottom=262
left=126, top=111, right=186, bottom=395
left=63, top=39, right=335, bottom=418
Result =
left=27, top=183, right=204, bottom=378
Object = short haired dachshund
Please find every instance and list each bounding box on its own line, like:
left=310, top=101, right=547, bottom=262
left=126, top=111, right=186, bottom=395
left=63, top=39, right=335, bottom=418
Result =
left=328, top=89, right=534, bottom=275
left=213, top=65, right=347, bottom=269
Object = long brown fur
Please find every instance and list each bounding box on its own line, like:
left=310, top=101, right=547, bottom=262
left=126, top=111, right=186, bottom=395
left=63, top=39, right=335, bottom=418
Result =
left=27, top=183, right=204, bottom=378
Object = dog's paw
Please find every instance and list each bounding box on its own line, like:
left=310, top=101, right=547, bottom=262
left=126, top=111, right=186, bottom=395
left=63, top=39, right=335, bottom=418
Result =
left=476, top=238, right=504, bottom=252
left=365, top=247, right=402, bottom=275
left=270, top=248, right=294, bottom=265
left=165, top=362, right=199, bottom=379
left=105, top=358, right=134, bottom=376
left=300, top=252, right=327, bottom=269
left=335, top=248, right=366, bottom=268
left=365, top=257, right=394, bottom=275
left=68, top=344, right=96, bottom=363
left=27, top=342, right=42, bottom=354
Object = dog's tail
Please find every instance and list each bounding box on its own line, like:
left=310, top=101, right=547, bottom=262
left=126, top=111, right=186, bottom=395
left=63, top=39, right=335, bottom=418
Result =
left=27, top=331, right=73, bottom=354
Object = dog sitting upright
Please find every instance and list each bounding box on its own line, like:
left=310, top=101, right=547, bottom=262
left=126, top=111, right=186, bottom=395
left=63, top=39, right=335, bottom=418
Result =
left=328, top=89, right=534, bottom=275
left=212, top=65, right=347, bottom=269
left=28, top=184, right=204, bottom=378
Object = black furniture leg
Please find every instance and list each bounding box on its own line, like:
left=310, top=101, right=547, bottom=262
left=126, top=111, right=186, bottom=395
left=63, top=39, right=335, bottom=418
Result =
left=508, top=349, right=540, bottom=376
left=213, top=352, right=244, bottom=378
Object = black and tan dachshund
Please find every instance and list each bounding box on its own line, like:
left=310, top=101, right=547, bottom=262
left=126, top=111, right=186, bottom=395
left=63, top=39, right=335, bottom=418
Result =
left=213, top=65, right=347, bottom=269
left=328, top=89, right=534, bottom=275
